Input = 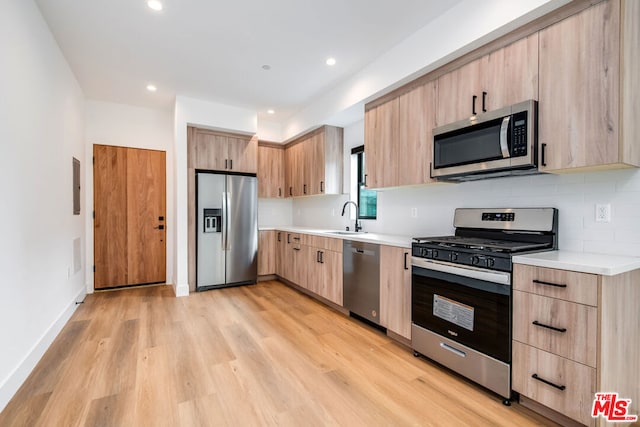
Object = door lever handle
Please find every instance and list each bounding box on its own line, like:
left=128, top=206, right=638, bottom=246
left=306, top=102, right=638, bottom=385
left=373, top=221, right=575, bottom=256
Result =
left=154, top=225, right=165, bottom=230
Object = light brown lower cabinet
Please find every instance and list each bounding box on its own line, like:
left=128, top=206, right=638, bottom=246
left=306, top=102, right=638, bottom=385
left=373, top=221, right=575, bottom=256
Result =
left=258, top=230, right=276, bottom=276
left=275, top=232, right=343, bottom=307
left=512, top=264, right=640, bottom=426
left=379, top=245, right=411, bottom=340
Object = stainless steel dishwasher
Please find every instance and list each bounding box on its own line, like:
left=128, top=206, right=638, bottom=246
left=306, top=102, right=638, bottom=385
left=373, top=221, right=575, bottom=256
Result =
left=343, top=240, right=380, bottom=325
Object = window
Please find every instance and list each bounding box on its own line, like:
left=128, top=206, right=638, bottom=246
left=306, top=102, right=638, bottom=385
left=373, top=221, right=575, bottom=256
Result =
left=351, top=145, right=377, bottom=219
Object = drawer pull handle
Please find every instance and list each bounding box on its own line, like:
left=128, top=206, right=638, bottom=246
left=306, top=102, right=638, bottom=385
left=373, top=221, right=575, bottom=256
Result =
left=531, top=373, right=566, bottom=391
left=532, top=320, right=567, bottom=333
left=532, top=279, right=567, bottom=288
left=293, top=247, right=301, bottom=251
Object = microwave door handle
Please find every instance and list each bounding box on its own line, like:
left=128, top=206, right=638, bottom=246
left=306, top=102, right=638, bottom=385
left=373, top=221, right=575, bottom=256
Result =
left=500, top=116, right=510, bottom=158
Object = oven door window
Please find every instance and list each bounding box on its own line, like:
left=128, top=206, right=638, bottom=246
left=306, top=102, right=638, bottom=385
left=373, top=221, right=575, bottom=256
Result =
left=412, top=266, right=511, bottom=363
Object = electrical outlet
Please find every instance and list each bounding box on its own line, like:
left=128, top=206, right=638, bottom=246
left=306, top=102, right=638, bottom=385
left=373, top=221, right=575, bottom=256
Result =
left=411, top=207, right=418, bottom=218
left=595, top=204, right=611, bottom=223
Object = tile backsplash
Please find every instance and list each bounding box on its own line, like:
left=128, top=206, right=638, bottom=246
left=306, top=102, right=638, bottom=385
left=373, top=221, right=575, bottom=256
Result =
left=285, top=168, right=640, bottom=257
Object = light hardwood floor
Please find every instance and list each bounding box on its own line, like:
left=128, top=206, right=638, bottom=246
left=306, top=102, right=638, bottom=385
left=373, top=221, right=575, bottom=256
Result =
left=0, top=281, right=558, bottom=426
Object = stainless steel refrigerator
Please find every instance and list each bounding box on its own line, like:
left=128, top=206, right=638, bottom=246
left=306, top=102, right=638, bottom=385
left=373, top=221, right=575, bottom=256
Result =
left=196, top=171, right=257, bottom=290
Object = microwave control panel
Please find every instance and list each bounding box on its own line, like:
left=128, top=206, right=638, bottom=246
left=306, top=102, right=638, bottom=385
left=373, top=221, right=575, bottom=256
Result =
left=511, top=111, right=528, bottom=157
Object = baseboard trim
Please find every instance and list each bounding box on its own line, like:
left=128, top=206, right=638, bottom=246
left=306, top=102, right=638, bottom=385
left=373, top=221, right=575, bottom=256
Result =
left=0, top=286, right=86, bottom=412
left=173, top=283, right=189, bottom=297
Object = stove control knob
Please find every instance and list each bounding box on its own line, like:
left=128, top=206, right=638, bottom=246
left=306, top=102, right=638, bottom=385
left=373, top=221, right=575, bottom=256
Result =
left=471, top=256, right=480, bottom=265
left=450, top=252, right=458, bottom=261
left=486, top=258, right=495, bottom=267
left=420, top=248, right=429, bottom=257
left=432, top=250, right=439, bottom=259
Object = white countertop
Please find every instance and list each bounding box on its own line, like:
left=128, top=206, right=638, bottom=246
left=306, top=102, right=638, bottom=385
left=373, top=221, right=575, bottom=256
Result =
left=513, top=251, right=640, bottom=276
left=259, top=226, right=412, bottom=248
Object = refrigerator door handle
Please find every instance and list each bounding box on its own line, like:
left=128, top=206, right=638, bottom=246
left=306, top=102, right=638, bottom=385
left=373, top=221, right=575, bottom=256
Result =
left=221, top=191, right=227, bottom=251
left=225, top=191, right=231, bottom=250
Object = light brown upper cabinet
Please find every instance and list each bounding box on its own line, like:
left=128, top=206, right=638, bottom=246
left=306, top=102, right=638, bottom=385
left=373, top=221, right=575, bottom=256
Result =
left=365, top=81, right=437, bottom=189
left=257, top=143, right=285, bottom=198
left=284, top=125, right=343, bottom=197
left=189, top=126, right=257, bottom=173
left=364, top=97, right=399, bottom=189
left=436, top=33, right=539, bottom=126
left=538, top=0, right=640, bottom=172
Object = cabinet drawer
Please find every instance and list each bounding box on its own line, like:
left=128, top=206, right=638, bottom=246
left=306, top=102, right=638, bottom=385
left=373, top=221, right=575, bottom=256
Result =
left=512, top=341, right=596, bottom=426
left=513, top=291, right=597, bottom=367
left=300, top=234, right=343, bottom=252
left=513, top=264, right=598, bottom=306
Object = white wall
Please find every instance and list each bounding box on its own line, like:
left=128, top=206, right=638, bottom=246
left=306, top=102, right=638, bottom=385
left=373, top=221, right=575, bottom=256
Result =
left=258, top=198, right=293, bottom=227
left=282, top=0, right=569, bottom=138
left=84, top=100, right=175, bottom=291
left=0, top=0, right=86, bottom=411
left=293, top=120, right=640, bottom=257
left=173, top=96, right=257, bottom=296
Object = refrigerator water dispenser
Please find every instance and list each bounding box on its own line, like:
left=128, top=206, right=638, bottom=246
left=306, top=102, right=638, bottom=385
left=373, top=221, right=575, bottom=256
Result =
left=203, top=208, right=222, bottom=233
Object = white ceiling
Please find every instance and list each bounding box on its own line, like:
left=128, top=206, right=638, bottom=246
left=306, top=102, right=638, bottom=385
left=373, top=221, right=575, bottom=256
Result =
left=35, top=0, right=462, bottom=121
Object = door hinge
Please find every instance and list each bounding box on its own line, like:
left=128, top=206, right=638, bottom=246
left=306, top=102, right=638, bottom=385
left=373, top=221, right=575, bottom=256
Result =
left=92, top=156, right=95, bottom=165
left=93, top=265, right=96, bottom=272
left=92, top=210, right=95, bottom=219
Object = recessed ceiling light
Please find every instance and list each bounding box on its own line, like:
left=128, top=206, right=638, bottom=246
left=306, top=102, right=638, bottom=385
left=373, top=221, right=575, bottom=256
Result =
left=326, top=57, right=336, bottom=66
left=267, top=109, right=275, bottom=115
left=261, top=65, right=271, bottom=71
left=146, top=84, right=157, bottom=92
left=147, top=0, right=163, bottom=11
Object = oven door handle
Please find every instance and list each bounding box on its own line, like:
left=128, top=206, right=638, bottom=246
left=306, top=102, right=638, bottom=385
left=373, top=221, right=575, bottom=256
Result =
left=411, top=257, right=511, bottom=286
left=500, top=116, right=511, bottom=158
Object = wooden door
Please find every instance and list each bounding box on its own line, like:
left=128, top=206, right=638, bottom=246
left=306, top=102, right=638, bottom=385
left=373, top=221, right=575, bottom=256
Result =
left=292, top=143, right=305, bottom=197
left=309, top=133, right=325, bottom=195
left=94, top=145, right=128, bottom=288
left=501, top=33, right=539, bottom=109
left=538, top=0, right=619, bottom=171
left=320, top=249, right=343, bottom=306
left=398, top=82, right=437, bottom=186
left=364, top=98, right=399, bottom=188
left=127, top=148, right=166, bottom=285
left=228, top=136, right=258, bottom=173
left=436, top=59, right=480, bottom=126
left=94, top=145, right=166, bottom=289
left=258, top=230, right=276, bottom=276
left=257, top=145, right=284, bottom=198
left=380, top=245, right=411, bottom=339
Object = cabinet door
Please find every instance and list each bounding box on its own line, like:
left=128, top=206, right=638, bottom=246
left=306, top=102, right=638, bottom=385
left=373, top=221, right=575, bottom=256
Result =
left=398, top=82, right=437, bottom=186
left=364, top=98, right=399, bottom=188
left=379, top=245, right=411, bottom=339
left=284, top=146, right=295, bottom=198
left=286, top=143, right=305, bottom=197
left=275, top=231, right=285, bottom=277
left=309, top=133, right=325, bottom=195
left=501, top=33, right=539, bottom=109
left=258, top=145, right=284, bottom=198
left=258, top=230, right=276, bottom=276
left=539, top=0, right=619, bottom=171
left=227, top=136, right=258, bottom=173
left=194, top=132, right=227, bottom=170
left=436, top=59, right=480, bottom=126
left=320, top=250, right=343, bottom=306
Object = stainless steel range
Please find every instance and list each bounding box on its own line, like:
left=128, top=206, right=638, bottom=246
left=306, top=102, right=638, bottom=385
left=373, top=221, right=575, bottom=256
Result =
left=411, top=208, right=557, bottom=403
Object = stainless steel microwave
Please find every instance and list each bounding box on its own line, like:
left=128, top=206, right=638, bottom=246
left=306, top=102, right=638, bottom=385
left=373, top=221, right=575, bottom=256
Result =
left=431, top=99, right=538, bottom=181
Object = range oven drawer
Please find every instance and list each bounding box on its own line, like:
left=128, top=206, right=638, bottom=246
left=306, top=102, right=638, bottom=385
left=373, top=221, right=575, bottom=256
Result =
left=412, top=323, right=511, bottom=399
left=412, top=263, right=511, bottom=363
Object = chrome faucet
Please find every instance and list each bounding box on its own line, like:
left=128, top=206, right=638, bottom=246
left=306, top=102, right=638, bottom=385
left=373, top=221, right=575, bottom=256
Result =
left=341, top=201, right=362, bottom=232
